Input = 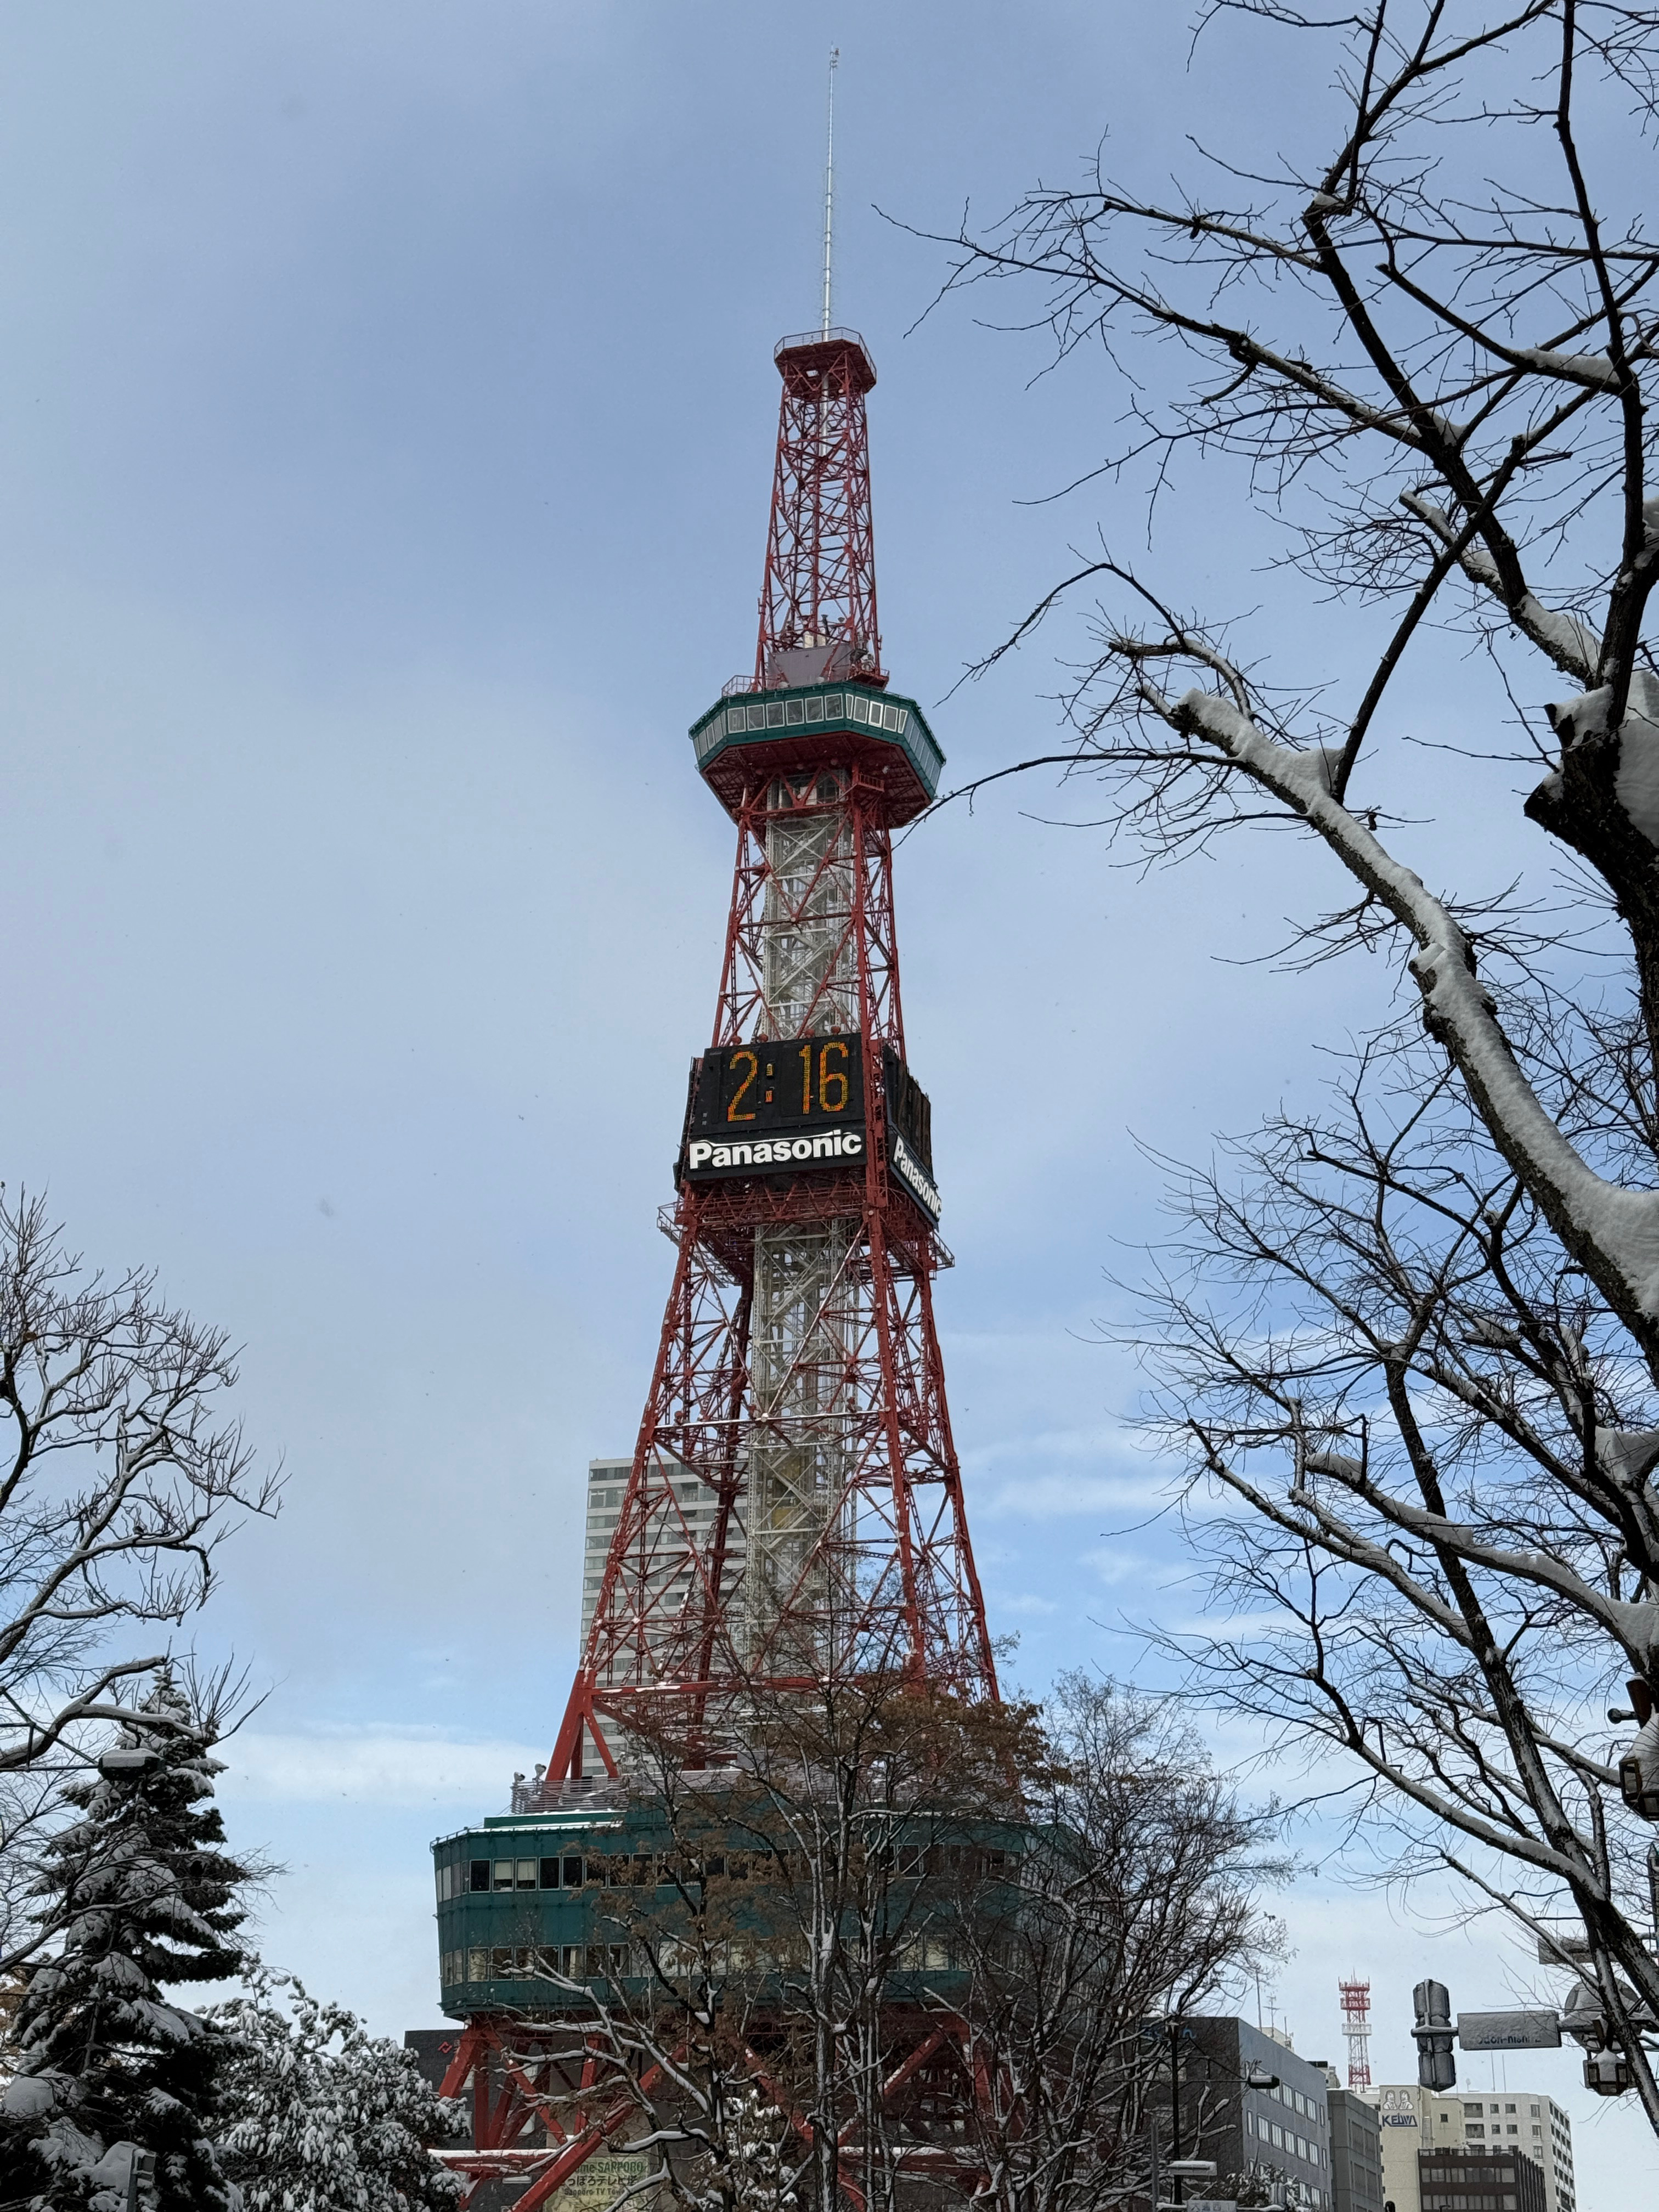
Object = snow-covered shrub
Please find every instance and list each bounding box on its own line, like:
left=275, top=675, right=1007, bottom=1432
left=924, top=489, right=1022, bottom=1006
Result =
left=678, top=2090, right=795, bottom=2212
left=210, top=1970, right=462, bottom=2212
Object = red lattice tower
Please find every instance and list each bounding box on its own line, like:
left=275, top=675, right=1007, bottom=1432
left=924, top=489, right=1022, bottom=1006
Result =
left=754, top=329, right=883, bottom=693
left=545, top=326, right=995, bottom=1785
left=1339, top=1977, right=1373, bottom=2090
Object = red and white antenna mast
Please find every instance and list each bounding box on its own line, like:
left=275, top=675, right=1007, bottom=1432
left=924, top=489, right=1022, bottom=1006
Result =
left=752, top=52, right=882, bottom=694
left=1340, top=1977, right=1373, bottom=2089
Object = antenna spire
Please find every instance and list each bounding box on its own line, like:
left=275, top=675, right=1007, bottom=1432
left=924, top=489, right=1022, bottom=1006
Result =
left=821, top=48, right=838, bottom=335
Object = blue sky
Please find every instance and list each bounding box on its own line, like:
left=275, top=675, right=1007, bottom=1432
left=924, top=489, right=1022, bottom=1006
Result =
left=0, top=3, right=1649, bottom=2196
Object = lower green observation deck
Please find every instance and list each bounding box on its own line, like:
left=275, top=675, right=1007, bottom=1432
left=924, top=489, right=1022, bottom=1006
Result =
left=690, top=682, right=944, bottom=826
left=431, top=1799, right=1028, bottom=2021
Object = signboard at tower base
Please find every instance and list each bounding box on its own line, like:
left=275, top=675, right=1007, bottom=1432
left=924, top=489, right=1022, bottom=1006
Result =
left=550, top=2150, right=662, bottom=2212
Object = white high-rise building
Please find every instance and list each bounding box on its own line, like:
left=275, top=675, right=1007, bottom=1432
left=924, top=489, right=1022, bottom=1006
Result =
left=580, top=1457, right=747, bottom=1655
left=1456, top=2092, right=1574, bottom=2212
left=1365, top=2085, right=1573, bottom=2212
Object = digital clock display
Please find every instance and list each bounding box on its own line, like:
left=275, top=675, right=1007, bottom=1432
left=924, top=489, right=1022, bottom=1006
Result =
left=678, top=1036, right=939, bottom=1222
left=690, top=1035, right=864, bottom=1138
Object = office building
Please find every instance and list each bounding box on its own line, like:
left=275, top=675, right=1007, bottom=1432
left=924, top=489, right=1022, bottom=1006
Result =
left=1418, top=2146, right=1547, bottom=2212
left=1175, top=2018, right=1336, bottom=2207
left=1327, top=2084, right=1384, bottom=2212
left=1367, top=2086, right=1572, bottom=2212
left=1454, top=2094, right=1573, bottom=2212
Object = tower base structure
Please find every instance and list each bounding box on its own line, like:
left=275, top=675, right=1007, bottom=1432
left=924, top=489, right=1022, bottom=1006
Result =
left=421, top=1787, right=1029, bottom=2209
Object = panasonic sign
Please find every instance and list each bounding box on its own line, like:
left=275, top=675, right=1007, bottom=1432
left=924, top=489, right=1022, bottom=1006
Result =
left=890, top=1132, right=942, bottom=1224
left=685, top=1130, right=864, bottom=1171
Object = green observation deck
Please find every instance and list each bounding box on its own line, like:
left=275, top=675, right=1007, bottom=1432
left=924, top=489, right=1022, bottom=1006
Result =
left=431, top=1799, right=1028, bottom=2022
left=690, top=681, right=944, bottom=826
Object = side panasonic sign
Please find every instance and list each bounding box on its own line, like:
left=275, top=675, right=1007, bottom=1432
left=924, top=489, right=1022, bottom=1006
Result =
left=890, top=1131, right=941, bottom=1223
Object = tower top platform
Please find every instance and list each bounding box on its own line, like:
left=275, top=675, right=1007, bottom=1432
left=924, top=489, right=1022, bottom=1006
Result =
left=772, top=326, right=876, bottom=394
left=690, top=678, right=943, bottom=826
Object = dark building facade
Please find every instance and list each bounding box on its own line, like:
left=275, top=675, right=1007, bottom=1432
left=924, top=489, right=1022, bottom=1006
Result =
left=1328, top=2087, right=1384, bottom=2212
left=1418, top=2147, right=1547, bottom=2212
left=1173, top=2019, right=1336, bottom=2208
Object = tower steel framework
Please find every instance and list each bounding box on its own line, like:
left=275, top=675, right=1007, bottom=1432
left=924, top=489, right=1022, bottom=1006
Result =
left=754, top=329, right=883, bottom=694
left=432, top=320, right=1000, bottom=2210
left=546, top=325, right=995, bottom=1785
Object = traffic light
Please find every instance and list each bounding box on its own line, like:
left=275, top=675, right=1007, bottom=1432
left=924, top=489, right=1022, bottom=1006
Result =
left=1583, top=2049, right=1631, bottom=2096
left=1615, top=1679, right=1659, bottom=1819
left=1412, top=1978, right=1456, bottom=2090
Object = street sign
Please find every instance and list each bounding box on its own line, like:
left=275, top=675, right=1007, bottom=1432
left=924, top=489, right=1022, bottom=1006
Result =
left=1457, top=2010, right=1562, bottom=2051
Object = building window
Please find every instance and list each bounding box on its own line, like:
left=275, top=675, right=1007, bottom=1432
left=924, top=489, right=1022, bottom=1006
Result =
left=469, top=1860, right=490, bottom=1893
left=494, top=1860, right=516, bottom=1891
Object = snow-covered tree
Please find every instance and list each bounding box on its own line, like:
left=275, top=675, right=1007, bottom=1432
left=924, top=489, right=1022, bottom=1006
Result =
left=679, top=2091, right=795, bottom=2212
left=498, top=1676, right=1278, bottom=2212
left=0, top=1189, right=276, bottom=1972
left=210, top=1970, right=462, bottom=2212
left=934, top=0, right=1659, bottom=2134
left=0, top=1668, right=250, bottom=2211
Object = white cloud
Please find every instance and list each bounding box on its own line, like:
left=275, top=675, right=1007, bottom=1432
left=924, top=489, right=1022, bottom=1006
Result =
left=978, top=1471, right=1170, bottom=1521
left=218, top=1726, right=545, bottom=1808
left=1080, top=1545, right=1163, bottom=1589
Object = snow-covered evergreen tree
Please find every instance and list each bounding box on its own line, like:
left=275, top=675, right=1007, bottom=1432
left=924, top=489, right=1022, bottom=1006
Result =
left=0, top=1667, right=250, bottom=2212
left=210, top=1970, right=461, bottom=2212
left=680, top=2092, right=796, bottom=2212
